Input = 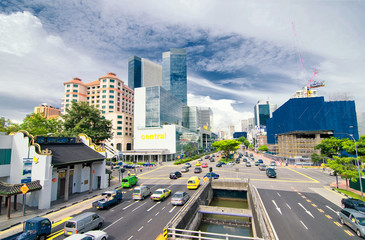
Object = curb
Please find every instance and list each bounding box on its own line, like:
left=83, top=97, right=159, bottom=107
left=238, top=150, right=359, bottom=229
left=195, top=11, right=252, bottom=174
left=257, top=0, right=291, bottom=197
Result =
left=331, top=188, right=348, bottom=198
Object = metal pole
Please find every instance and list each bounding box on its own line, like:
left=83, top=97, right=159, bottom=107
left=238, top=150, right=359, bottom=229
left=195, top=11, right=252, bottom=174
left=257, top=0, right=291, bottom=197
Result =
left=354, top=139, right=363, bottom=198
left=22, top=194, right=26, bottom=216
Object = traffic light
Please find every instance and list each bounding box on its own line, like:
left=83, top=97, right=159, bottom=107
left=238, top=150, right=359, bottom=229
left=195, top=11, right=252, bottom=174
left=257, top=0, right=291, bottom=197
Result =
left=209, top=167, right=213, bottom=172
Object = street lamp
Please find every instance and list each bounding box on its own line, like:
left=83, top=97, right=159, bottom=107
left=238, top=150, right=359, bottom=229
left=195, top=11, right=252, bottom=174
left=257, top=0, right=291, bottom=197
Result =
left=335, top=132, right=363, bottom=198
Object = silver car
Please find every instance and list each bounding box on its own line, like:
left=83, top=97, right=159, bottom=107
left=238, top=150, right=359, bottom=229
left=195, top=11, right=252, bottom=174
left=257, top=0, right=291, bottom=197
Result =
left=258, top=164, right=267, bottom=171
left=171, top=191, right=190, bottom=206
left=339, top=208, right=365, bottom=237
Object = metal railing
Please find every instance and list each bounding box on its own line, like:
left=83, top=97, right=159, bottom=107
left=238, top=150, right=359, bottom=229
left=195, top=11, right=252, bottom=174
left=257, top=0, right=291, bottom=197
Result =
left=166, top=228, right=264, bottom=240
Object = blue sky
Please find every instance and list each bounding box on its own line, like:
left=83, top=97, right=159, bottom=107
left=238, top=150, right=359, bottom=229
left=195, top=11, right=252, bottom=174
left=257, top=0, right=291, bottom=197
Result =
left=1, top=0, right=364, bottom=132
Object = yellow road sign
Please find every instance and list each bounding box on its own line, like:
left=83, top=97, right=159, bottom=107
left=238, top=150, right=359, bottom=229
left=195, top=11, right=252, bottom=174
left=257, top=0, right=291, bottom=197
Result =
left=163, top=228, right=168, bottom=239
left=20, top=184, right=29, bottom=194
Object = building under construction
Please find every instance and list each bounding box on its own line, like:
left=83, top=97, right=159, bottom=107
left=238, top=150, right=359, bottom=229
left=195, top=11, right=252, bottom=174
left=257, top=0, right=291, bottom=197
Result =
left=267, top=96, right=359, bottom=161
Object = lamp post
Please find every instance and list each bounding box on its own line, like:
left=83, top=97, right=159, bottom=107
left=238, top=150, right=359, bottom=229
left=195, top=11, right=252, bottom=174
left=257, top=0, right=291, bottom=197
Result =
left=336, top=132, right=363, bottom=198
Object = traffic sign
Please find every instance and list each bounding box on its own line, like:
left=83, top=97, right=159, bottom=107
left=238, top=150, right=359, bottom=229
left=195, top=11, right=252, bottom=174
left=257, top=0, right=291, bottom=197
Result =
left=20, top=184, right=29, bottom=194
left=203, top=177, right=209, bottom=182
left=163, top=228, right=168, bottom=239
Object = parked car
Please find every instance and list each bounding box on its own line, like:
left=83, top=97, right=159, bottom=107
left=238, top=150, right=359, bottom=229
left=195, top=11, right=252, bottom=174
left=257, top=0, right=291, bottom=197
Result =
left=201, top=162, right=208, bottom=168
left=259, top=164, right=267, bottom=171
left=171, top=191, right=190, bottom=206
left=266, top=168, right=277, bottom=178
left=64, top=230, right=109, bottom=240
left=169, top=171, right=182, bottom=179
left=185, top=162, right=192, bottom=168
left=204, top=172, right=220, bottom=179
left=339, top=208, right=365, bottom=238
left=342, top=198, right=365, bottom=213
left=151, top=188, right=171, bottom=201
left=246, top=162, right=251, bottom=167
left=194, top=167, right=202, bottom=173
left=181, top=166, right=189, bottom=173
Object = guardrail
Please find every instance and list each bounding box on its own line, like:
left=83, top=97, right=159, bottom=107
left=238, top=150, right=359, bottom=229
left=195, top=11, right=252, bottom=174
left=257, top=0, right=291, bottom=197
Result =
left=165, top=228, right=264, bottom=240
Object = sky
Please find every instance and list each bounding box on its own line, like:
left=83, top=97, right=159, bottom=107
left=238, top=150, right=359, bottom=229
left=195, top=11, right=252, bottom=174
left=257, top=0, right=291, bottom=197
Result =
left=1, top=0, right=364, bottom=133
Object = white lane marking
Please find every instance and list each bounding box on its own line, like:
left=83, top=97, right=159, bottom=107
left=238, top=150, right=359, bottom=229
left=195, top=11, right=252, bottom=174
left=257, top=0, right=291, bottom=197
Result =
left=272, top=200, right=282, bottom=215
left=286, top=203, right=291, bottom=209
left=169, top=206, right=177, bottom=213
left=127, top=236, right=133, bottom=240
left=147, top=201, right=161, bottom=211
left=300, top=220, right=308, bottom=230
left=132, top=202, right=147, bottom=212
left=326, top=205, right=338, bottom=214
left=147, top=218, right=152, bottom=223
left=103, top=217, right=124, bottom=230
left=138, top=226, right=144, bottom=232
left=162, top=206, right=166, bottom=210
left=298, top=203, right=314, bottom=218
left=123, top=201, right=137, bottom=210
left=277, top=192, right=281, bottom=197
left=155, top=212, right=160, bottom=216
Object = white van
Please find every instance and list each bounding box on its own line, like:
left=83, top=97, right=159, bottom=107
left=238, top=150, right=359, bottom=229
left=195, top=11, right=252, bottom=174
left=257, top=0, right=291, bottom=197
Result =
left=133, top=186, right=152, bottom=200
left=64, top=212, right=104, bottom=236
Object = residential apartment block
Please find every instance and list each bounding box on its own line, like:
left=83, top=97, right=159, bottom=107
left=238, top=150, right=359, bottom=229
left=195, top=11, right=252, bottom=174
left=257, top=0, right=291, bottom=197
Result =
left=61, top=72, right=134, bottom=151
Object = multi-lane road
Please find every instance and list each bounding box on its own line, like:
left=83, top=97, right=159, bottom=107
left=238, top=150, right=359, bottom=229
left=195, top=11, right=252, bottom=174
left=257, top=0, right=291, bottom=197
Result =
left=12, top=151, right=359, bottom=240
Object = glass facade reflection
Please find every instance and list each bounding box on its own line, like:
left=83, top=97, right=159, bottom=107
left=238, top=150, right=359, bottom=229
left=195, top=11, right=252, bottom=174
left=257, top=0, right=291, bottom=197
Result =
left=162, top=48, right=187, bottom=105
left=145, top=86, right=183, bottom=127
left=175, top=125, right=199, bottom=155
left=128, top=56, right=142, bottom=90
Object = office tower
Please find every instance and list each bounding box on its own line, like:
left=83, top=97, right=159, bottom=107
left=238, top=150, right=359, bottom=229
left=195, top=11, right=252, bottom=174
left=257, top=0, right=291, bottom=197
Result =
left=241, top=118, right=254, bottom=132
left=128, top=56, right=162, bottom=90
left=254, top=100, right=277, bottom=128
left=34, top=104, right=61, bottom=119
left=162, top=48, right=187, bottom=105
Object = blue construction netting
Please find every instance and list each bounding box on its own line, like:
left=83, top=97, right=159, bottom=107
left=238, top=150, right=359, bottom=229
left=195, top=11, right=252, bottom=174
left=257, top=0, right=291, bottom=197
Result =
left=267, top=97, right=359, bottom=143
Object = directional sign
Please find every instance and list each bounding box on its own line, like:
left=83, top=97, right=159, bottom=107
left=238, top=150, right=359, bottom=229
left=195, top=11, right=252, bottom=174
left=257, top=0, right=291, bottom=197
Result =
left=163, top=228, right=168, bottom=239
left=20, top=184, right=29, bottom=194
left=203, top=177, right=209, bottom=182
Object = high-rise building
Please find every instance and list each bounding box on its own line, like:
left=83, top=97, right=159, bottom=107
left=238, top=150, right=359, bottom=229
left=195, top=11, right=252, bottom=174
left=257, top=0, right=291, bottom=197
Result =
left=241, top=118, right=255, bottom=132
left=162, top=48, right=187, bottom=105
left=61, top=72, right=134, bottom=151
left=128, top=56, right=162, bottom=90
left=34, top=104, right=61, bottom=119
left=254, top=100, right=277, bottom=128
left=198, top=107, right=213, bottom=131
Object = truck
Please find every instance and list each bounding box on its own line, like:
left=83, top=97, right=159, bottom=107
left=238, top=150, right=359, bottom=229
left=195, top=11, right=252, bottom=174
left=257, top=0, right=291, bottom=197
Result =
left=92, top=189, right=123, bottom=209
left=15, top=217, right=52, bottom=240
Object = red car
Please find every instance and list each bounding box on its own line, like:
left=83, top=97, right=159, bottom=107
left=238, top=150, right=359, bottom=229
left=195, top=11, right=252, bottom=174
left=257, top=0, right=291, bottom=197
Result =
left=201, top=162, right=208, bottom=168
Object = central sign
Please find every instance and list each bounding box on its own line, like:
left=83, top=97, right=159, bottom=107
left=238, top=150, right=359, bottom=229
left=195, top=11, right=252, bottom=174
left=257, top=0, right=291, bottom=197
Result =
left=141, top=133, right=167, bottom=140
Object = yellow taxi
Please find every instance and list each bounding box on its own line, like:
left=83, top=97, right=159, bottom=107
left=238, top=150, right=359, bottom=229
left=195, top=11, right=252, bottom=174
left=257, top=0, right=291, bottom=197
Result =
left=195, top=162, right=201, bottom=166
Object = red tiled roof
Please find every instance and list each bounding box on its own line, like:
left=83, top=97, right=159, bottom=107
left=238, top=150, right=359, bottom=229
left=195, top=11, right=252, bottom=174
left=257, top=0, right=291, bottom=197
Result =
left=85, top=80, right=100, bottom=86
left=64, top=77, right=86, bottom=85
left=99, top=72, right=122, bottom=81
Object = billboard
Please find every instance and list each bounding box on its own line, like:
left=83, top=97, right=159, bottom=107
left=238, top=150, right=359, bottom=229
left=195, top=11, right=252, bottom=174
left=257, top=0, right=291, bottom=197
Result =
left=134, top=125, right=176, bottom=153
left=22, top=158, right=33, bottom=183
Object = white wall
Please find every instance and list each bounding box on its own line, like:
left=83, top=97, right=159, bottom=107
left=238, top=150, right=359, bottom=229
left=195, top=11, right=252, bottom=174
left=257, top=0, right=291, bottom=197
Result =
left=134, top=125, right=176, bottom=153
left=134, top=87, right=146, bottom=129
left=80, top=166, right=91, bottom=192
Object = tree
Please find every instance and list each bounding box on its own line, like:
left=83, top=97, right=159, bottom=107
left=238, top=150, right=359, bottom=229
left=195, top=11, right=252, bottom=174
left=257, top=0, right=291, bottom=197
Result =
left=311, top=153, right=321, bottom=165
left=212, top=140, right=241, bottom=159
left=315, top=137, right=343, bottom=158
left=327, top=156, right=360, bottom=191
left=183, top=142, right=198, bottom=157
left=342, top=136, right=365, bottom=164
left=19, top=113, right=63, bottom=136
left=61, top=101, right=112, bottom=143
left=0, top=117, right=21, bottom=134
left=258, top=145, right=268, bottom=152
left=237, top=136, right=247, bottom=143
left=243, top=140, right=250, bottom=148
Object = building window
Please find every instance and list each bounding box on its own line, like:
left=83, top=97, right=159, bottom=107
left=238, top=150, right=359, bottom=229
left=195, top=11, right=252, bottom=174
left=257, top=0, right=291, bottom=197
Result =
left=110, top=79, right=115, bottom=83
left=109, top=106, right=114, bottom=109
left=117, top=132, right=122, bottom=135
left=102, top=95, right=106, bottom=98
left=117, top=127, right=122, bottom=130
left=102, top=106, right=106, bottom=109
left=72, top=99, right=77, bottom=102
left=102, top=90, right=106, bottom=93
left=102, top=100, right=106, bottom=103
left=110, top=95, right=114, bottom=98
left=73, top=94, right=77, bottom=97
left=67, top=84, right=70, bottom=87
left=110, top=90, right=114, bottom=93
left=66, top=99, right=69, bottom=102
left=73, top=84, right=78, bottom=87
left=118, top=115, right=122, bottom=119
left=102, top=85, right=107, bottom=88
left=102, top=79, right=106, bottom=82
left=66, top=94, right=70, bottom=97
left=0, top=149, right=11, bottom=165
left=73, top=89, right=78, bottom=92
left=117, top=121, right=122, bottom=124
left=102, top=111, right=105, bottom=114
left=109, top=100, right=114, bottom=104
left=66, top=89, right=70, bottom=92
left=110, top=85, right=114, bottom=88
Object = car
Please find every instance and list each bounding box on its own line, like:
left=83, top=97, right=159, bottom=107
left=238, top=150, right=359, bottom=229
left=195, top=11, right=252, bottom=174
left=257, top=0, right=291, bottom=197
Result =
left=266, top=168, right=277, bottom=178
left=268, top=163, right=277, bottom=170
left=228, top=161, right=235, bottom=166
left=246, top=162, right=251, bottom=167
left=169, top=171, right=182, bottom=179
left=342, top=198, right=365, bottom=213
left=210, top=158, right=215, bottom=162
left=64, top=230, right=109, bottom=240
left=235, top=159, right=240, bottom=164
left=216, top=162, right=226, bottom=167
left=339, top=208, right=365, bottom=238
left=199, top=158, right=203, bottom=161
left=259, top=164, right=267, bottom=171
left=185, top=163, right=192, bottom=168
left=201, top=162, right=208, bottom=168
left=243, top=158, right=248, bottom=162
left=106, top=161, right=115, bottom=166
left=204, top=172, right=220, bottom=179
left=204, top=155, right=210, bottom=159
left=181, top=167, right=189, bottom=173
left=123, top=164, right=136, bottom=169
left=151, top=188, right=171, bottom=201
left=195, top=162, right=201, bottom=166
left=171, top=191, right=190, bottom=206
left=258, top=159, right=264, bottom=164
left=142, top=163, right=155, bottom=167
left=329, top=171, right=337, bottom=176
left=254, top=161, right=260, bottom=166
left=194, top=167, right=202, bottom=173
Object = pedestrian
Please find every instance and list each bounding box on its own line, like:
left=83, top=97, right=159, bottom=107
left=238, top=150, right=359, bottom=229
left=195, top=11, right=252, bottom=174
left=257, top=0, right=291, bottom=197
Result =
left=140, top=166, right=142, bottom=172
left=128, top=170, right=130, bottom=176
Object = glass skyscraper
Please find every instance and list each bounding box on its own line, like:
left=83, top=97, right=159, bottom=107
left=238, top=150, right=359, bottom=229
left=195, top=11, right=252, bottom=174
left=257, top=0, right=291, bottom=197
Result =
left=128, top=56, right=142, bottom=90
left=162, top=48, right=187, bottom=105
